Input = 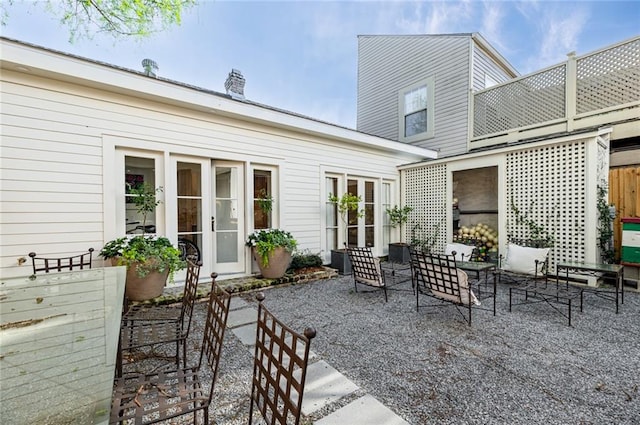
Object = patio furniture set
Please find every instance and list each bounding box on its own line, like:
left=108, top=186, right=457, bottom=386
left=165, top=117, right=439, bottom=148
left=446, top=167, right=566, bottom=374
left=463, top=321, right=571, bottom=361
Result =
left=347, top=241, right=624, bottom=327
left=4, top=251, right=318, bottom=425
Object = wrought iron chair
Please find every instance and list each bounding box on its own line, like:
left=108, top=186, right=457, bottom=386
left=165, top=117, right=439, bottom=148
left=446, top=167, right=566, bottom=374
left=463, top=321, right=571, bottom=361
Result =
left=118, top=261, right=202, bottom=375
left=249, top=292, right=316, bottom=425
left=346, top=247, right=389, bottom=302
left=409, top=247, right=496, bottom=325
left=29, top=248, right=94, bottom=274
left=111, top=281, right=231, bottom=424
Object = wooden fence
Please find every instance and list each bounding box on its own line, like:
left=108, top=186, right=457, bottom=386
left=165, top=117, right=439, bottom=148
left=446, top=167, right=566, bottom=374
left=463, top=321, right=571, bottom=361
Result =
left=609, top=166, right=640, bottom=260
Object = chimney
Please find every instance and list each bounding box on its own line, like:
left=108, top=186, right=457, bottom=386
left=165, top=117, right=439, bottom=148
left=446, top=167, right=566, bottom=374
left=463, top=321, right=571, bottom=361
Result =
left=142, top=59, right=158, bottom=78
left=225, top=69, right=245, bottom=100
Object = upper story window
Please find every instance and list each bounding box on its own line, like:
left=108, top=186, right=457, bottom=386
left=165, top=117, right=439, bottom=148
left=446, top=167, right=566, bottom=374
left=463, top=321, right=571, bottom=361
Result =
left=398, top=77, right=434, bottom=142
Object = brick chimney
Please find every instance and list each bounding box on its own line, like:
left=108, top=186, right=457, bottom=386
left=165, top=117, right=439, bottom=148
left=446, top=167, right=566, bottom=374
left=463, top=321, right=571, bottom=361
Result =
left=225, top=69, right=245, bottom=100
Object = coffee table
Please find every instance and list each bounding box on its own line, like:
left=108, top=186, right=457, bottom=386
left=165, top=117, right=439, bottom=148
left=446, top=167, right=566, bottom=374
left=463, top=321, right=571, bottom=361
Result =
left=556, top=262, right=624, bottom=313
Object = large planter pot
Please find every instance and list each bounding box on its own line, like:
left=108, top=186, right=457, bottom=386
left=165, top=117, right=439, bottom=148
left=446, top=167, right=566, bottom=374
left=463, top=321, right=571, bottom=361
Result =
left=124, top=260, right=169, bottom=301
left=388, top=243, right=410, bottom=264
left=330, top=249, right=351, bottom=275
left=253, top=247, right=292, bottom=279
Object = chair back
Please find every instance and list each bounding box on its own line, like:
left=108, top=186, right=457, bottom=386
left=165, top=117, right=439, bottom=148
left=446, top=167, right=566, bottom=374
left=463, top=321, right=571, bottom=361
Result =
left=347, top=247, right=384, bottom=287
left=411, top=249, right=463, bottom=303
left=199, top=276, right=231, bottom=405
left=29, top=249, right=94, bottom=274
left=179, top=260, right=201, bottom=336
left=249, top=292, right=316, bottom=425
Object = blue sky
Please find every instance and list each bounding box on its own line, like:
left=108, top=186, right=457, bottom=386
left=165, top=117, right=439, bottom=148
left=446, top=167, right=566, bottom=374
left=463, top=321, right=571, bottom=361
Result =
left=2, top=1, right=639, bottom=128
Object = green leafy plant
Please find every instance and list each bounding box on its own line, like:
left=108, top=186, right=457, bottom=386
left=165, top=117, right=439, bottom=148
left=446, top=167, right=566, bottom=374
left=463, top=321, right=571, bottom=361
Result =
left=256, top=188, right=273, bottom=213
left=328, top=192, right=364, bottom=248
left=597, top=185, right=615, bottom=264
left=508, top=196, right=555, bottom=247
left=386, top=205, right=413, bottom=228
left=100, top=235, right=184, bottom=280
left=289, top=250, right=323, bottom=271
left=246, top=228, right=297, bottom=267
left=100, top=183, right=185, bottom=280
left=410, top=216, right=445, bottom=253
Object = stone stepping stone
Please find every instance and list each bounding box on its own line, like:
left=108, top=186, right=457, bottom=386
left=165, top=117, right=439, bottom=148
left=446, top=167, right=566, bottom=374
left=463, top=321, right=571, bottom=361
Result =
left=300, top=360, right=359, bottom=415
left=226, top=307, right=257, bottom=328
left=315, top=394, right=410, bottom=425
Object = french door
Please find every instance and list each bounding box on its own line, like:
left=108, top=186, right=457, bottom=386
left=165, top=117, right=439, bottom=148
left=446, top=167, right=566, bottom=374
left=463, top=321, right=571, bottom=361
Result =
left=212, top=162, right=245, bottom=274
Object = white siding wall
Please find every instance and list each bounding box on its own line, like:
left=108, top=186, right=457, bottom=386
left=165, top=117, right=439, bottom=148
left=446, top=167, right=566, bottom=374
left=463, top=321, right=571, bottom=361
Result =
left=470, top=43, right=514, bottom=91
left=0, top=70, right=419, bottom=278
left=358, top=35, right=473, bottom=158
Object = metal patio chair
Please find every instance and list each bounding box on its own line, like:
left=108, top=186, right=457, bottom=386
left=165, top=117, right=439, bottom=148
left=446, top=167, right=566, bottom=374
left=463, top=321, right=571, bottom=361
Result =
left=29, top=248, right=94, bottom=274
left=346, top=247, right=389, bottom=302
left=111, top=282, right=231, bottom=424
left=410, top=247, right=496, bottom=325
left=118, top=261, right=202, bottom=375
left=249, top=292, right=316, bottom=425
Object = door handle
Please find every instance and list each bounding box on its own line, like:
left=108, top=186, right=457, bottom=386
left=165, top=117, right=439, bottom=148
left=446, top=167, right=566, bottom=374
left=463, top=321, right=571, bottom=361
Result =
left=211, top=216, right=215, bottom=232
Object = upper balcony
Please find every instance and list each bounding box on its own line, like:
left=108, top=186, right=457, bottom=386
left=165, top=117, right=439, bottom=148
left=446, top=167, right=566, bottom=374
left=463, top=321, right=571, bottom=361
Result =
left=470, top=36, right=640, bottom=150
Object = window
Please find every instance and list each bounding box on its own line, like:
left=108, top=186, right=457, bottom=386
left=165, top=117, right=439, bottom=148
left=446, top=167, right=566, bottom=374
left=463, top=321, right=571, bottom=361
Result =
left=253, top=170, right=272, bottom=229
left=326, top=176, right=339, bottom=251
left=484, top=73, right=498, bottom=88
left=382, top=182, right=391, bottom=253
left=124, top=156, right=158, bottom=235
left=398, top=77, right=434, bottom=142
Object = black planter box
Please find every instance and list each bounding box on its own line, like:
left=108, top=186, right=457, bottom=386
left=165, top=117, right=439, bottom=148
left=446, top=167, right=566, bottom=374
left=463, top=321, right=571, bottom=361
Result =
left=388, top=243, right=410, bottom=264
left=330, top=249, right=352, bottom=275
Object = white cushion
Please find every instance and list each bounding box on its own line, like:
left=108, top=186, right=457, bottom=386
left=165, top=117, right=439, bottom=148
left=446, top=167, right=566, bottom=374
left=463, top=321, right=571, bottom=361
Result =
left=445, top=243, right=475, bottom=261
left=502, top=243, right=550, bottom=275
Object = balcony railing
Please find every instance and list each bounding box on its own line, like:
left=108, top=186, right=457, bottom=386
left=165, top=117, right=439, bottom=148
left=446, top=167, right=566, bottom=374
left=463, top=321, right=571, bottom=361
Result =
left=470, top=36, right=640, bottom=149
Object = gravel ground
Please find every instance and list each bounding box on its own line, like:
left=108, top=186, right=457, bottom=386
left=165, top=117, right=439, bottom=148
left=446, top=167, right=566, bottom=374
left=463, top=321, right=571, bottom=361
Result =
left=127, top=274, right=640, bottom=425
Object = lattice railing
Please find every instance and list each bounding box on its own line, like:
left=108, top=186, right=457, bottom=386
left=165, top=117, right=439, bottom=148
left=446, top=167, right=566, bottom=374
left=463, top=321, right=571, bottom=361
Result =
left=403, top=165, right=447, bottom=253
left=506, top=141, right=587, bottom=271
left=472, top=36, right=640, bottom=142
left=576, top=38, right=640, bottom=114
left=474, top=65, right=565, bottom=137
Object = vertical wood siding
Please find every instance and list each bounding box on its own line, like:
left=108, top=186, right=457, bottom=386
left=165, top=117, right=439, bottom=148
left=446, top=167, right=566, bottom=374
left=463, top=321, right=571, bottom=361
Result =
left=609, top=166, right=640, bottom=259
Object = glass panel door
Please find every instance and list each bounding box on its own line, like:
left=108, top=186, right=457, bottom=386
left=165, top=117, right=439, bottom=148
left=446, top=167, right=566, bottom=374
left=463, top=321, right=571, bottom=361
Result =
left=213, top=162, right=245, bottom=274
left=177, top=162, right=203, bottom=264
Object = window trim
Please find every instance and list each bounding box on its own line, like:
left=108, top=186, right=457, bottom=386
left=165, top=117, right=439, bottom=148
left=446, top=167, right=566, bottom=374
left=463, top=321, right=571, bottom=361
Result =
left=398, top=76, right=435, bottom=143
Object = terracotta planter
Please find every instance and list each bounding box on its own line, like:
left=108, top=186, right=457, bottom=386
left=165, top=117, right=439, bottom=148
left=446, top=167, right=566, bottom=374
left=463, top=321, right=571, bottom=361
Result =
left=124, top=260, right=169, bottom=301
left=253, top=247, right=292, bottom=279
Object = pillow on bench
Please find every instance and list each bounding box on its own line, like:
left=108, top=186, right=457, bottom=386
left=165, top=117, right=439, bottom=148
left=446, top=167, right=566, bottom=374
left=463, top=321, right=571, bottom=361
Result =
left=444, top=243, right=476, bottom=261
left=502, top=243, right=550, bottom=276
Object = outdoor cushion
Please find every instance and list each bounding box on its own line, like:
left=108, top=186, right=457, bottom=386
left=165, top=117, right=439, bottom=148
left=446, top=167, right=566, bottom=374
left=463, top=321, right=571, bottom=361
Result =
left=445, top=243, right=476, bottom=261
left=502, top=243, right=549, bottom=275
left=354, top=257, right=384, bottom=287
left=425, top=264, right=480, bottom=306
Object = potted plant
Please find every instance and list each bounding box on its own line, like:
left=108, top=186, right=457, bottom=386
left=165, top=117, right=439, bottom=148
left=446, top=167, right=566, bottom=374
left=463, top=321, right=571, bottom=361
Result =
left=385, top=205, right=413, bottom=263
left=99, top=183, right=185, bottom=301
left=246, top=228, right=297, bottom=279
left=328, top=192, right=364, bottom=274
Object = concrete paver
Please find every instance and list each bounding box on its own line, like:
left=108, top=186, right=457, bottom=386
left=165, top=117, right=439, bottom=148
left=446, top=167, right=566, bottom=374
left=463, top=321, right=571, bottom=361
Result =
left=315, top=394, right=410, bottom=425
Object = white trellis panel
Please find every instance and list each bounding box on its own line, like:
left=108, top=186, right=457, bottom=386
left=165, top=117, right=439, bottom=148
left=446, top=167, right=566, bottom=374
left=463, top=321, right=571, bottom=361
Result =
left=403, top=164, right=447, bottom=253
left=506, top=141, right=587, bottom=271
